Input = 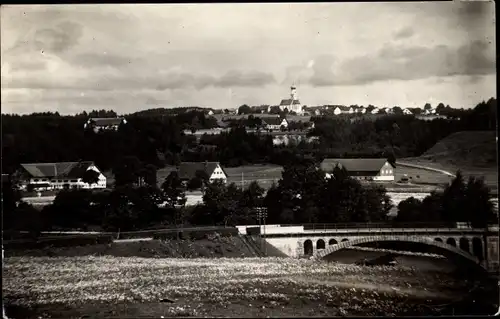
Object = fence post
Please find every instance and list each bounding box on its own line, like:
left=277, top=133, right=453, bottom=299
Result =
left=3, top=244, right=8, bottom=319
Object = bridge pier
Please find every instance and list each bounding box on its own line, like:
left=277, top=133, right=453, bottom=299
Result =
left=486, top=236, right=499, bottom=273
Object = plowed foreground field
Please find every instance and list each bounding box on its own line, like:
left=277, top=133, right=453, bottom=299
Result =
left=3, top=256, right=497, bottom=318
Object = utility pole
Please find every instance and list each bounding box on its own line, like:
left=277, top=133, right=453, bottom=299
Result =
left=256, top=207, right=268, bottom=256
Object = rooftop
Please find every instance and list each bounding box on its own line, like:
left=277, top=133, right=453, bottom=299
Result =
left=321, top=158, right=394, bottom=173
left=279, top=99, right=301, bottom=106
left=19, top=161, right=96, bottom=178
left=87, top=117, right=126, bottom=126
left=177, top=162, right=225, bottom=180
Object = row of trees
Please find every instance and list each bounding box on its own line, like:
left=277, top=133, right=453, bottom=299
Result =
left=1, top=98, right=496, bottom=176
left=396, top=171, right=495, bottom=227
left=2, top=155, right=393, bottom=232
left=2, top=155, right=495, bottom=234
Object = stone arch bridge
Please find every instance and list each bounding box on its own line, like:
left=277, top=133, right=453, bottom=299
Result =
left=256, top=225, right=499, bottom=272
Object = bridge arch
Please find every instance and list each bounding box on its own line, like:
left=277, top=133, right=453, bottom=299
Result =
left=304, top=240, right=313, bottom=256
left=313, top=235, right=483, bottom=269
left=317, top=239, right=325, bottom=250
left=459, top=238, right=470, bottom=253
left=446, top=237, right=456, bottom=247
left=329, top=239, right=338, bottom=246
left=472, top=237, right=484, bottom=261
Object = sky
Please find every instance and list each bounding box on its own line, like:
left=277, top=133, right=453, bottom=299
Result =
left=1, top=2, right=496, bottom=115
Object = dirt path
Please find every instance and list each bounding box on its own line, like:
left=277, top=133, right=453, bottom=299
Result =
left=396, top=161, right=456, bottom=177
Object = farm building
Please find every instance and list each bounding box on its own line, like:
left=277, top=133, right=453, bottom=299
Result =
left=84, top=117, right=127, bottom=133
left=262, top=117, right=289, bottom=131
left=321, top=158, right=396, bottom=182
left=17, top=161, right=107, bottom=191
left=177, top=161, right=228, bottom=184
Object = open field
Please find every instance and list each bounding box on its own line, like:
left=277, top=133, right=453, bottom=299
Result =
left=156, top=164, right=283, bottom=189
left=3, top=255, right=496, bottom=318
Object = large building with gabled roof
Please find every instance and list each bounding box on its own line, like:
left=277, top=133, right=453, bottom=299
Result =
left=321, top=158, right=395, bottom=182
left=17, top=161, right=107, bottom=190
left=84, top=117, right=127, bottom=133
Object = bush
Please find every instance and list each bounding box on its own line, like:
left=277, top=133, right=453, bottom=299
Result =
left=153, top=227, right=239, bottom=241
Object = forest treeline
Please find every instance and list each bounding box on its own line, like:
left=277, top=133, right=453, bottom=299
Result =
left=1, top=98, right=496, bottom=174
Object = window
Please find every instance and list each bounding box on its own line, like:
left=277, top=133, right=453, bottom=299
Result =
left=70, top=179, right=78, bottom=182
left=389, top=169, right=392, bottom=174
left=33, top=179, right=39, bottom=182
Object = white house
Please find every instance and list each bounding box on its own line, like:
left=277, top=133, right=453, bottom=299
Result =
left=177, top=161, right=228, bottom=184
left=355, top=107, right=367, bottom=114
left=18, top=161, right=107, bottom=190
left=371, top=108, right=380, bottom=114
left=321, top=158, right=395, bottom=182
left=262, top=117, right=289, bottom=131
left=333, top=106, right=355, bottom=115
left=403, top=108, right=413, bottom=115
left=84, top=117, right=127, bottom=133
left=423, top=108, right=437, bottom=115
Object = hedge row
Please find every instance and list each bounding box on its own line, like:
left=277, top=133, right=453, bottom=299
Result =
left=153, top=227, right=239, bottom=241
left=4, top=235, right=114, bottom=250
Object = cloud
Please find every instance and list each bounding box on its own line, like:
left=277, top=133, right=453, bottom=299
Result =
left=393, top=26, right=414, bottom=40
left=305, top=40, right=495, bottom=87
left=215, top=70, right=276, bottom=88
left=69, top=53, right=136, bottom=69
left=2, top=66, right=276, bottom=91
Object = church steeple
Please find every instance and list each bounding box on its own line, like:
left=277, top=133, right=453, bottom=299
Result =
left=290, top=86, right=297, bottom=100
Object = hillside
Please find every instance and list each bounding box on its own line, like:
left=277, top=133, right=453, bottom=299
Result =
left=402, top=131, right=498, bottom=189
left=419, top=131, right=497, bottom=168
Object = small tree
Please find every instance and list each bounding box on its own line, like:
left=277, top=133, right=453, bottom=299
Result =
left=238, top=104, right=251, bottom=115
left=162, top=171, right=187, bottom=209
left=82, top=169, right=100, bottom=187
left=395, top=197, right=423, bottom=222
left=142, top=164, right=158, bottom=187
